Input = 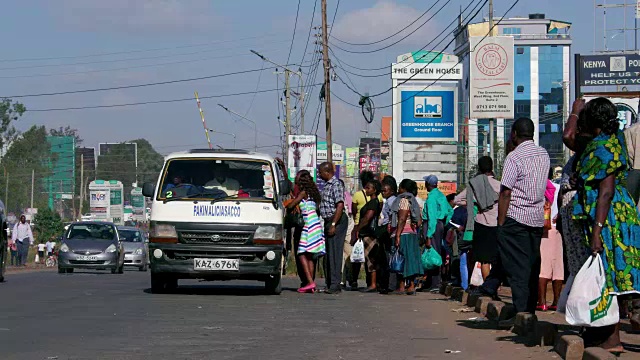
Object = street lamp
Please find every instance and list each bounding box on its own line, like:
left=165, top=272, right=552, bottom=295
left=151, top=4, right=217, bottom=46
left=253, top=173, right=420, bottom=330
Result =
left=207, top=129, right=237, bottom=148
left=218, top=103, right=257, bottom=152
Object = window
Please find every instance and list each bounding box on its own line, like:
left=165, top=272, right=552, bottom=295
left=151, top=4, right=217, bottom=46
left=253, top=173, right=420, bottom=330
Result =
left=551, top=124, right=560, bottom=133
left=539, top=124, right=547, bottom=133
left=517, top=85, right=525, bottom=93
left=503, top=27, right=522, bottom=35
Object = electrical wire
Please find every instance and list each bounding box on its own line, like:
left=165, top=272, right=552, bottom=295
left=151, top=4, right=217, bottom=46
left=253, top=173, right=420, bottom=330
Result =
left=328, top=0, right=451, bottom=55
left=330, top=0, right=439, bottom=46
left=25, top=83, right=323, bottom=112
left=243, top=62, right=265, bottom=117
left=286, top=0, right=302, bottom=64
left=298, top=0, right=318, bottom=69
left=4, top=67, right=276, bottom=98
left=329, top=0, right=340, bottom=36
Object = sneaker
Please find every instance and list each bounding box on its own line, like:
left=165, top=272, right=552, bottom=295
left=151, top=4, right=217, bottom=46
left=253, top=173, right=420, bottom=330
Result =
left=325, top=288, right=342, bottom=295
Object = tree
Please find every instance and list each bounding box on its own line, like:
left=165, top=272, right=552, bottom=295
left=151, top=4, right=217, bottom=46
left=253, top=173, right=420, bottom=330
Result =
left=0, top=99, right=25, bottom=153
left=33, top=207, right=64, bottom=243
left=49, top=126, right=83, bottom=146
left=0, top=126, right=53, bottom=213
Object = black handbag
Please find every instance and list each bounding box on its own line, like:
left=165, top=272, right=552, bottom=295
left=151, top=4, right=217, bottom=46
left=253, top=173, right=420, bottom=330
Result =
left=284, top=211, right=304, bottom=228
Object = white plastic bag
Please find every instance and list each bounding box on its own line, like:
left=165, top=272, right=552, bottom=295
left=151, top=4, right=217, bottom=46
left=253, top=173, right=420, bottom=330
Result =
left=556, top=274, right=575, bottom=314
left=565, top=254, right=619, bottom=327
left=470, top=262, right=484, bottom=287
left=350, top=239, right=365, bottom=263
left=34, top=254, right=39, bottom=263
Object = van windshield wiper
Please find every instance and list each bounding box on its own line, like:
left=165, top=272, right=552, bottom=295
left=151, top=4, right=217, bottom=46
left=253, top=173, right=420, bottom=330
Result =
left=209, top=194, right=239, bottom=204
left=163, top=191, right=208, bottom=204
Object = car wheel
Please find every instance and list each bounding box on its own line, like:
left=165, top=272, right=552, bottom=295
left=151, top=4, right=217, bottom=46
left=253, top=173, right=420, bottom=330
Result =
left=264, top=272, right=282, bottom=295
left=58, top=267, right=65, bottom=274
left=67, top=268, right=74, bottom=274
left=117, top=264, right=124, bottom=274
left=111, top=267, right=117, bottom=274
left=139, top=264, right=148, bottom=272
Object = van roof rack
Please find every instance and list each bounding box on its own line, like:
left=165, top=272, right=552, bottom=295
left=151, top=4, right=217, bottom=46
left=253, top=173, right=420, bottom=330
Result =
left=187, top=149, right=251, bottom=154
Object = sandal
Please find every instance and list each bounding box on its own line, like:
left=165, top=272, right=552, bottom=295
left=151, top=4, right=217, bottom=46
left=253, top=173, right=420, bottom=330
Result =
left=536, top=304, right=548, bottom=311
left=548, top=305, right=558, bottom=311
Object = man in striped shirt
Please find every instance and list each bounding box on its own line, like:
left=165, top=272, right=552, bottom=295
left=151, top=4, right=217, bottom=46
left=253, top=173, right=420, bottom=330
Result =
left=478, top=118, right=550, bottom=326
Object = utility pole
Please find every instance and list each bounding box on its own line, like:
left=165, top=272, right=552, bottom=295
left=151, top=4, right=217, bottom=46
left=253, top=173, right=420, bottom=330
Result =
left=30, top=169, right=34, bottom=210
left=561, top=80, right=571, bottom=162
left=79, top=154, right=84, bottom=218
left=285, top=70, right=291, bottom=153
left=488, top=0, right=495, bottom=162
left=321, top=0, right=333, bottom=162
left=4, top=168, right=7, bottom=210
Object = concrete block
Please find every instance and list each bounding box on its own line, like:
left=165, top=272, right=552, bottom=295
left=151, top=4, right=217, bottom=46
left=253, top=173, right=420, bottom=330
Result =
left=445, top=284, right=454, bottom=297
left=582, top=347, right=616, bottom=360
left=439, top=282, right=448, bottom=295
left=475, top=296, right=492, bottom=315
left=532, top=321, right=558, bottom=347
left=554, top=335, right=584, bottom=360
left=451, top=287, right=464, bottom=302
left=466, top=292, right=481, bottom=307
left=486, top=302, right=516, bottom=322
left=513, top=312, right=537, bottom=336
left=461, top=291, right=470, bottom=305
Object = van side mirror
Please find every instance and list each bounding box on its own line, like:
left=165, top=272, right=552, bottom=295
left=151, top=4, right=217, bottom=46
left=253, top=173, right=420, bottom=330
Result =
left=279, top=179, right=291, bottom=196
left=142, top=182, right=156, bottom=198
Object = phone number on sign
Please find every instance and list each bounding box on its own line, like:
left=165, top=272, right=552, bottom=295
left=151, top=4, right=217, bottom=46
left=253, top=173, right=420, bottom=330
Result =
left=475, top=104, right=508, bottom=110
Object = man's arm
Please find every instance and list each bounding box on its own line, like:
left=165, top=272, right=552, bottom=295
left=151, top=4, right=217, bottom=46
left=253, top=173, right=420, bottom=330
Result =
left=11, top=224, right=17, bottom=242
left=497, top=186, right=512, bottom=226
left=454, top=188, right=467, bottom=206
left=426, top=198, right=437, bottom=238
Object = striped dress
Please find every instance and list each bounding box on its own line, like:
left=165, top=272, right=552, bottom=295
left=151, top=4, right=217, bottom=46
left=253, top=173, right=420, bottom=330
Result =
left=298, top=199, right=325, bottom=255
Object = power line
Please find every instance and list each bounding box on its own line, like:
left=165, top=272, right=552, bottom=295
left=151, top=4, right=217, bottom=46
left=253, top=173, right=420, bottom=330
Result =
left=328, top=0, right=451, bottom=55
left=298, top=0, right=318, bottom=68
left=4, top=67, right=275, bottom=98
left=329, top=0, right=340, bottom=35
left=25, top=83, right=323, bottom=112
left=0, top=33, right=286, bottom=63
left=330, top=0, right=440, bottom=46
left=286, top=0, right=302, bottom=64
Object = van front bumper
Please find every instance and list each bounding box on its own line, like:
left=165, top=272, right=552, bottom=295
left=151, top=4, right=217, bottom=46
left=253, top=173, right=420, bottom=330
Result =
left=149, top=243, right=282, bottom=280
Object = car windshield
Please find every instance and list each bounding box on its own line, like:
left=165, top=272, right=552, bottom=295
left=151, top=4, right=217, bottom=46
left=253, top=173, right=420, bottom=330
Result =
left=118, top=229, right=143, bottom=242
left=67, top=224, right=116, bottom=240
left=157, top=158, right=275, bottom=201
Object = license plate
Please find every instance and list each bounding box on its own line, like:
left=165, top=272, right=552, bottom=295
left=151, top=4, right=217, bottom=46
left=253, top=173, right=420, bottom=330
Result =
left=77, top=255, right=98, bottom=261
left=193, top=258, right=239, bottom=271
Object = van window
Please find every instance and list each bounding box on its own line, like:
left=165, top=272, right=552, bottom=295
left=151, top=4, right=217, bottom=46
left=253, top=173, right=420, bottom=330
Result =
left=158, top=159, right=274, bottom=201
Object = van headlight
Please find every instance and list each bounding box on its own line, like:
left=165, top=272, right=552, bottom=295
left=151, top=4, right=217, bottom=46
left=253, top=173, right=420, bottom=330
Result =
left=254, top=225, right=277, bottom=240
left=60, top=243, right=69, bottom=253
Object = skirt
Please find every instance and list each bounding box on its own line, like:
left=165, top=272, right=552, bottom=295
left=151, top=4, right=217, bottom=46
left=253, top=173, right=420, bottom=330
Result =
left=472, top=222, right=498, bottom=264
left=399, top=233, right=422, bottom=278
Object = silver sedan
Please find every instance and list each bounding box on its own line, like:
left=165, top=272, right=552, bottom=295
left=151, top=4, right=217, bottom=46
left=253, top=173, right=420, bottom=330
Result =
left=117, top=226, right=149, bottom=271
left=58, top=222, right=124, bottom=274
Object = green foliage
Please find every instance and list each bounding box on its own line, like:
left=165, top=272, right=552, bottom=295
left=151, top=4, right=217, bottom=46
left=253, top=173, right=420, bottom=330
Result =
left=0, top=99, right=25, bottom=152
left=33, top=207, right=64, bottom=243
left=0, top=126, right=53, bottom=213
left=50, top=126, right=82, bottom=146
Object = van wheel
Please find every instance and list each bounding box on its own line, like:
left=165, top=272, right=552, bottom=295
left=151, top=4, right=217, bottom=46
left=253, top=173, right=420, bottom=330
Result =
left=265, top=273, right=282, bottom=295
left=151, top=273, right=177, bottom=293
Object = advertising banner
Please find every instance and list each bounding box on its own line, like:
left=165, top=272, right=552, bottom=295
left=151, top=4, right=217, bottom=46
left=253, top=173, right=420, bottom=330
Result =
left=398, top=87, right=457, bottom=142
left=89, top=190, right=109, bottom=220
left=359, top=138, right=381, bottom=173
left=391, top=63, right=463, bottom=80
left=381, top=116, right=392, bottom=174
left=287, top=135, right=317, bottom=181
left=469, top=36, right=515, bottom=119
left=417, top=182, right=457, bottom=201
left=577, top=53, right=640, bottom=87
left=131, top=187, right=145, bottom=221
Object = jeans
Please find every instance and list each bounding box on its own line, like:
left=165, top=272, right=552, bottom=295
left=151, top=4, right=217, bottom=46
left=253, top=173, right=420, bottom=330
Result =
left=459, top=252, right=469, bottom=290
left=17, top=240, right=29, bottom=266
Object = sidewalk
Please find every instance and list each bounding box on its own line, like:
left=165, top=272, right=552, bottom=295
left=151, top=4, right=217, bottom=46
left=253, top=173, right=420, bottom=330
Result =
left=437, top=282, right=640, bottom=359
left=6, top=263, right=56, bottom=274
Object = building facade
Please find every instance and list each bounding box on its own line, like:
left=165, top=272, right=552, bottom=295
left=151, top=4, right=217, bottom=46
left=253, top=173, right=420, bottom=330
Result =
left=454, top=13, right=572, bottom=179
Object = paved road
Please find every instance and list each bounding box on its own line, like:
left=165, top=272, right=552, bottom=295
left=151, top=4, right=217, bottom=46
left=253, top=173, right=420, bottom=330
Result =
left=0, top=270, right=555, bottom=360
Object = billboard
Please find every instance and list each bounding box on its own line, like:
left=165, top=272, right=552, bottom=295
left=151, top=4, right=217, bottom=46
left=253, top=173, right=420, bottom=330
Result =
left=391, top=63, right=463, bottom=80
left=46, top=136, right=76, bottom=207
left=287, top=135, right=317, bottom=181
left=89, top=188, right=109, bottom=221
left=381, top=117, right=392, bottom=174
left=469, top=36, right=515, bottom=119
left=316, top=142, right=344, bottom=164
left=577, top=53, right=640, bottom=87
left=76, top=147, right=96, bottom=172
left=398, top=88, right=457, bottom=141
left=130, top=187, right=145, bottom=222
left=417, top=182, right=457, bottom=201
left=396, top=51, right=459, bottom=64
left=359, top=138, right=381, bottom=173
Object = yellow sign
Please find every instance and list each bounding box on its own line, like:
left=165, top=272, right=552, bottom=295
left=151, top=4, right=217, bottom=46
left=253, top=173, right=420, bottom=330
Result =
left=417, top=182, right=457, bottom=201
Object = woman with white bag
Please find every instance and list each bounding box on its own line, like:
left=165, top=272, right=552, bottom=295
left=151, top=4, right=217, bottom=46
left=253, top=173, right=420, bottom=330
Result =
left=350, top=179, right=382, bottom=293
left=563, top=97, right=640, bottom=354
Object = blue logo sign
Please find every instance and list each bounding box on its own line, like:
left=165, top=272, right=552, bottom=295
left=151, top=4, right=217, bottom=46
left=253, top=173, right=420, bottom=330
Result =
left=400, top=90, right=456, bottom=141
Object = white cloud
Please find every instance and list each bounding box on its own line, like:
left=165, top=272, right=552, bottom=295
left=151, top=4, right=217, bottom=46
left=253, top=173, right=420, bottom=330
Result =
left=54, top=0, right=222, bottom=33
left=331, top=1, right=438, bottom=45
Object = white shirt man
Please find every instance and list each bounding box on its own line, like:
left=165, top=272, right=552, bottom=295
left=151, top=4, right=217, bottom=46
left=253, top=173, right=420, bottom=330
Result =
left=12, top=216, right=34, bottom=266
left=45, top=240, right=55, bottom=255
left=205, top=177, right=241, bottom=196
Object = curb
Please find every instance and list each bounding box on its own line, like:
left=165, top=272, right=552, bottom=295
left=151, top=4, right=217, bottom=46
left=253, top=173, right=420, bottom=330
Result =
left=554, top=335, right=584, bottom=360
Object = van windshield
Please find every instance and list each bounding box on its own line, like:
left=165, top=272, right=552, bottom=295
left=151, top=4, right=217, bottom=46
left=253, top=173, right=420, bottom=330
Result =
left=158, top=159, right=274, bottom=201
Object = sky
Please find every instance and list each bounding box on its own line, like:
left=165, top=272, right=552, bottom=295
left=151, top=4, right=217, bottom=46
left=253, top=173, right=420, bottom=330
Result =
left=0, top=0, right=632, bottom=156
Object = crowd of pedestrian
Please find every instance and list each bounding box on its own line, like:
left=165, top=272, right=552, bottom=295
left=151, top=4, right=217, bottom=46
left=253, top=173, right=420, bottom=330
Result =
left=282, top=97, right=640, bottom=354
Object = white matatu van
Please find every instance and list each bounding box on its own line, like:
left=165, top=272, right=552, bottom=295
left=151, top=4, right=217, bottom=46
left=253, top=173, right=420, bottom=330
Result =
left=142, top=149, right=290, bottom=294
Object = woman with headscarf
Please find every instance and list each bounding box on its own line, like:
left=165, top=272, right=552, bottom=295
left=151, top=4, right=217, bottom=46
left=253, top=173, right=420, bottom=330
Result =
left=563, top=97, right=640, bottom=353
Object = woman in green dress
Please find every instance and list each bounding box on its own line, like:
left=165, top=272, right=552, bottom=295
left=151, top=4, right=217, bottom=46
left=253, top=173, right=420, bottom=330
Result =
left=564, top=97, right=640, bottom=353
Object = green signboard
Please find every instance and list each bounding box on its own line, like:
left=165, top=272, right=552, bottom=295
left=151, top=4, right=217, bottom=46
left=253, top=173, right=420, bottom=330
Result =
left=110, top=190, right=122, bottom=205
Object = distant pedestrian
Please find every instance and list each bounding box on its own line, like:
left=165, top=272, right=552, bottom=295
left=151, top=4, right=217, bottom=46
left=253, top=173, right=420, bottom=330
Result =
left=624, top=121, right=640, bottom=204
left=349, top=170, right=380, bottom=290
left=12, top=215, right=34, bottom=266
left=286, top=170, right=325, bottom=294
left=350, top=179, right=382, bottom=293
left=485, top=118, right=550, bottom=326
left=422, top=175, right=453, bottom=292
left=9, top=241, right=17, bottom=266
left=445, top=193, right=470, bottom=290
left=379, top=176, right=398, bottom=293
left=318, top=162, right=348, bottom=294
left=37, top=242, right=46, bottom=264
left=390, top=179, right=422, bottom=295
left=454, top=156, right=501, bottom=281
left=45, top=238, right=55, bottom=257
left=537, top=169, right=563, bottom=311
